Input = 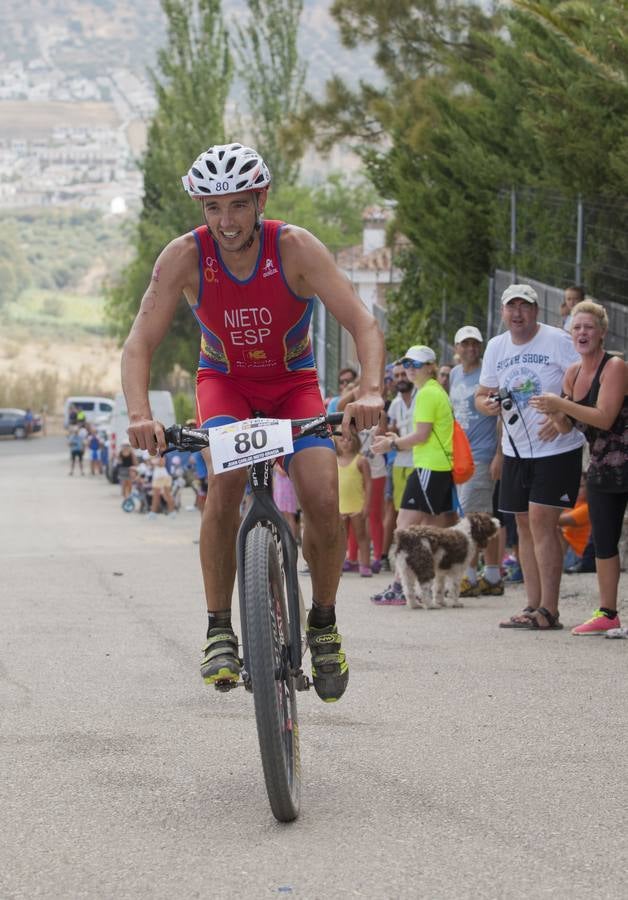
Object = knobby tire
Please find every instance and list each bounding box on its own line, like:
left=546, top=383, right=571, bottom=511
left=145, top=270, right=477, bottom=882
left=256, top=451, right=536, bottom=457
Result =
left=244, top=526, right=301, bottom=822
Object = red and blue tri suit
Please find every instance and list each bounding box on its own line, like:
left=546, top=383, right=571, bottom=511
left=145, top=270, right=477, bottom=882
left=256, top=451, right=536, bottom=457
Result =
left=189, top=219, right=333, bottom=464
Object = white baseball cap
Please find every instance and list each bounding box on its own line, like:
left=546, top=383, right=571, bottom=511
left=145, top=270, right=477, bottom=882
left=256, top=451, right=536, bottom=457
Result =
left=454, top=325, right=483, bottom=344
left=401, top=345, right=436, bottom=367
left=501, top=283, right=538, bottom=305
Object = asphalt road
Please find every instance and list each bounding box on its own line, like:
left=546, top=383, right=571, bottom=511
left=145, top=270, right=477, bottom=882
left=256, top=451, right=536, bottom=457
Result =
left=2, top=435, right=627, bottom=899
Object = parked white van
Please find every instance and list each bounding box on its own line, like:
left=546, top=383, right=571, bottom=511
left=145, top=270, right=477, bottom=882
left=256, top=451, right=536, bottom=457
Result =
left=63, top=396, right=114, bottom=428
left=106, top=390, right=176, bottom=481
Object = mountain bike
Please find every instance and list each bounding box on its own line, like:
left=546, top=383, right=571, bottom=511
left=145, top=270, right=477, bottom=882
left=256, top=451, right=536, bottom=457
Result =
left=164, top=412, right=343, bottom=822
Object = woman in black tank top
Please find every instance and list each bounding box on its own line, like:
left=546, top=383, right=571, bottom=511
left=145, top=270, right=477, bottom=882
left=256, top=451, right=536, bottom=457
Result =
left=530, top=300, right=627, bottom=637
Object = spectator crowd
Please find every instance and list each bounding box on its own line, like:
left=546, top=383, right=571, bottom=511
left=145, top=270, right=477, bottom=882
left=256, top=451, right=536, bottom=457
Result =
left=64, top=282, right=627, bottom=639
left=325, top=282, right=627, bottom=640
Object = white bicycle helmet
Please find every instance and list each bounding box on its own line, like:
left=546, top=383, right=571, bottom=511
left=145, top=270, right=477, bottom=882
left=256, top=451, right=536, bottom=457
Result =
left=181, top=143, right=271, bottom=197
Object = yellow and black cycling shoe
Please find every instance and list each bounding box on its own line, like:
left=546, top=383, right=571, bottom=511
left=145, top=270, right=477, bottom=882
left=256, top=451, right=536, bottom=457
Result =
left=305, top=620, right=349, bottom=703
left=201, top=628, right=241, bottom=685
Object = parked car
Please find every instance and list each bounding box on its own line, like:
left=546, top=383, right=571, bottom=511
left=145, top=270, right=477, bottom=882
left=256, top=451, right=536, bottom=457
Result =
left=63, top=395, right=114, bottom=429
left=0, top=408, right=42, bottom=438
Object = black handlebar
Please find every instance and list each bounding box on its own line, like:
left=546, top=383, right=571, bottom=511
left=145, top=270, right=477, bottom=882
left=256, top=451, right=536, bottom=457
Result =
left=163, top=413, right=347, bottom=454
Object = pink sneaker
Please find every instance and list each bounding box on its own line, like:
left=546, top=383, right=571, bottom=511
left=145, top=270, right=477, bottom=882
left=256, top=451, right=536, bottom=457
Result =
left=571, top=609, right=621, bottom=635
left=359, top=564, right=372, bottom=578
left=342, top=560, right=358, bottom=573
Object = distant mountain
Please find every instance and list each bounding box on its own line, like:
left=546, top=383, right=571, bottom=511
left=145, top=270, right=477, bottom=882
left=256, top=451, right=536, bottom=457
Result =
left=0, top=1, right=376, bottom=209
left=1, top=0, right=374, bottom=93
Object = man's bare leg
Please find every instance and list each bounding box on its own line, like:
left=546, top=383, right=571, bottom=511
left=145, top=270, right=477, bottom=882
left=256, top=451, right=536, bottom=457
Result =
left=289, top=446, right=348, bottom=702
left=198, top=450, right=249, bottom=685
left=528, top=502, right=563, bottom=618
left=199, top=448, right=248, bottom=612
left=484, top=532, right=501, bottom=567
left=289, top=447, right=345, bottom=605
left=514, top=511, right=541, bottom=609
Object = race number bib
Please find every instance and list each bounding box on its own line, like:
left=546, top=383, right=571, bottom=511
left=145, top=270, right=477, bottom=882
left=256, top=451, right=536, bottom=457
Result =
left=208, top=418, right=294, bottom=472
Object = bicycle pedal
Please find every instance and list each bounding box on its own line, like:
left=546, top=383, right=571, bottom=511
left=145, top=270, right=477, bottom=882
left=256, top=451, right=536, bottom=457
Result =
left=294, top=672, right=311, bottom=692
left=213, top=679, right=241, bottom=692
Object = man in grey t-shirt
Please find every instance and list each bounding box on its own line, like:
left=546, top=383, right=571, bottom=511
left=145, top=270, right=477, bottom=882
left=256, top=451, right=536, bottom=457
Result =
left=449, top=325, right=503, bottom=597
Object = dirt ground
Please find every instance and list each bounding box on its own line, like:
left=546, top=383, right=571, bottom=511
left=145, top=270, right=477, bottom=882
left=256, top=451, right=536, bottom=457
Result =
left=0, top=331, right=122, bottom=414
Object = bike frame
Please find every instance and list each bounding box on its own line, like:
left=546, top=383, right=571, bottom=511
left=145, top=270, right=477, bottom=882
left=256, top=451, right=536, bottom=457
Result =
left=235, top=458, right=302, bottom=687
left=164, top=412, right=343, bottom=690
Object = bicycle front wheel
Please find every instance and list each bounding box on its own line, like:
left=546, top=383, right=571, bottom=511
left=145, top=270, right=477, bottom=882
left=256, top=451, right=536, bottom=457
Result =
left=244, top=525, right=301, bottom=822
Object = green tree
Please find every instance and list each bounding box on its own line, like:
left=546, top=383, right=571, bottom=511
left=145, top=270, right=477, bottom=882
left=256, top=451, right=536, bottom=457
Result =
left=287, top=1, right=502, bottom=340
left=296, top=0, right=628, bottom=333
left=235, top=0, right=306, bottom=187
left=106, top=0, right=232, bottom=381
left=0, top=224, right=30, bottom=308
left=265, top=174, right=377, bottom=250
left=491, top=1, right=628, bottom=301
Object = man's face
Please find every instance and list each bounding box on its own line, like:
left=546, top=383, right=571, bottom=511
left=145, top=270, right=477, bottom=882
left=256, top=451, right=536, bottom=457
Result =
left=338, top=371, right=355, bottom=391
left=502, top=298, right=538, bottom=341
left=455, top=338, right=482, bottom=367
left=201, top=190, right=265, bottom=253
left=392, top=365, right=412, bottom=393
left=437, top=366, right=451, bottom=389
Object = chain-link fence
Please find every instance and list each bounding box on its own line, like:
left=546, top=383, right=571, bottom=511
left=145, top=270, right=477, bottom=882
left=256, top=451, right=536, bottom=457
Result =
left=494, top=187, right=628, bottom=309
left=489, top=270, right=628, bottom=356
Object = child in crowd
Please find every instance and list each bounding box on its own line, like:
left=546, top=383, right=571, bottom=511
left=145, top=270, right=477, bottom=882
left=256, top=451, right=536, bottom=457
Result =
left=559, top=475, right=591, bottom=572
left=273, top=461, right=300, bottom=541
left=335, top=431, right=372, bottom=577
left=67, top=426, right=85, bottom=476
left=88, top=429, right=102, bottom=476
left=148, top=456, right=176, bottom=518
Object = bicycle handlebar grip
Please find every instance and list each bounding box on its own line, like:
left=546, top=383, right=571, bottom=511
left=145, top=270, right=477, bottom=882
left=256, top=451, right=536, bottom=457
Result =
left=164, top=425, right=181, bottom=445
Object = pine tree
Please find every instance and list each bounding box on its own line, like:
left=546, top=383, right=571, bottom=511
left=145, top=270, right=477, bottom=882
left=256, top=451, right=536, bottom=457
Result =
left=106, top=0, right=232, bottom=381
left=235, top=0, right=306, bottom=187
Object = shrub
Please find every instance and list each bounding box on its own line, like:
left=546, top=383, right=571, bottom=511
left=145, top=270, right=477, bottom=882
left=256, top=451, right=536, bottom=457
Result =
left=173, top=391, right=195, bottom=424
left=0, top=369, right=59, bottom=411
left=42, top=296, right=63, bottom=318
left=64, top=364, right=109, bottom=397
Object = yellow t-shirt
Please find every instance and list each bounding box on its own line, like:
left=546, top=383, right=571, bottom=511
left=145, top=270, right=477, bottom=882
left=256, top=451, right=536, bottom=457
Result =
left=338, top=455, right=365, bottom=515
left=412, top=378, right=453, bottom=471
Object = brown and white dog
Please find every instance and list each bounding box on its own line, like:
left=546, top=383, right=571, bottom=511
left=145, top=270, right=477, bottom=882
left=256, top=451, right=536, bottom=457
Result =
left=394, top=513, right=500, bottom=609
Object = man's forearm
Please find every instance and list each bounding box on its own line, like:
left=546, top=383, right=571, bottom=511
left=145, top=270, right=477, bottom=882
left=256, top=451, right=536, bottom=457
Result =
left=353, top=318, right=385, bottom=395
left=121, top=337, right=153, bottom=421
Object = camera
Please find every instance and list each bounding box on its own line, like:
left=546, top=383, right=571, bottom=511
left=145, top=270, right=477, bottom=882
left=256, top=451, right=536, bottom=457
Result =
left=489, top=387, right=514, bottom=411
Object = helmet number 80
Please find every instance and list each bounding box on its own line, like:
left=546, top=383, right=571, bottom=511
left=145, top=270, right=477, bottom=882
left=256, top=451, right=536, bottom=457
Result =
left=214, top=182, right=230, bottom=192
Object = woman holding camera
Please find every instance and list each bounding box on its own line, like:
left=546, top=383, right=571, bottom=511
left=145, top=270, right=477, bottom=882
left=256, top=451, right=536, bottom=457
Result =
left=530, top=300, right=628, bottom=636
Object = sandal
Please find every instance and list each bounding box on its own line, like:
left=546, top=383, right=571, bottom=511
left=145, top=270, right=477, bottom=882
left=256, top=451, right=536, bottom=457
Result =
left=524, top=606, right=563, bottom=631
left=499, top=606, right=536, bottom=629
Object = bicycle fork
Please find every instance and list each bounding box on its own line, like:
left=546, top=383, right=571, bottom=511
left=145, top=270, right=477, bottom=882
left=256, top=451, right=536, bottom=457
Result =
left=236, top=499, right=309, bottom=693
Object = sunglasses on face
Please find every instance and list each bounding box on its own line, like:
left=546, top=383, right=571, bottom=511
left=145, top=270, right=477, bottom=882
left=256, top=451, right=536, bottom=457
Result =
left=400, top=359, right=424, bottom=369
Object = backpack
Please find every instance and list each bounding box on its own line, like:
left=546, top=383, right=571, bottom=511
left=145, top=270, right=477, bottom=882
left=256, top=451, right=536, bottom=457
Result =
left=433, top=412, right=475, bottom=485
left=451, top=420, right=475, bottom=484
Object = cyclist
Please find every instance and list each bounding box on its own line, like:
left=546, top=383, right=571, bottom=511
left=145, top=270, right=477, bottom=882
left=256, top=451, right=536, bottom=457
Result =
left=121, top=142, right=384, bottom=702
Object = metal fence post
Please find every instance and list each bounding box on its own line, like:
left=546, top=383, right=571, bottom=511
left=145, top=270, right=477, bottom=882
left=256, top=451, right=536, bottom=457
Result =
left=510, top=186, right=517, bottom=280
left=487, top=276, right=494, bottom=338
left=575, top=194, right=584, bottom=285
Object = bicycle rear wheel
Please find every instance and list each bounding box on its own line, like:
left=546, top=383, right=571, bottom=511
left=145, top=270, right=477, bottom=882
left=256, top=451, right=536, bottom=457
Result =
left=244, top=525, right=301, bottom=822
